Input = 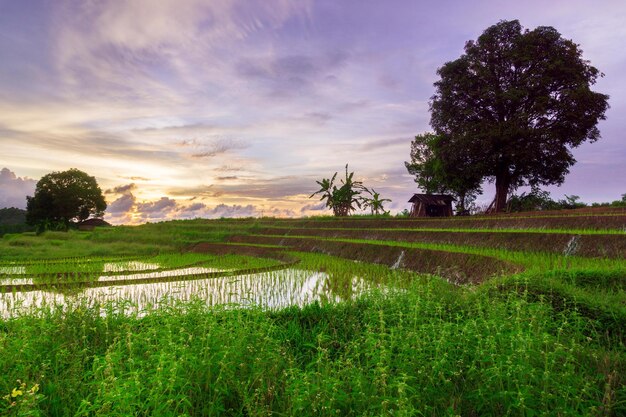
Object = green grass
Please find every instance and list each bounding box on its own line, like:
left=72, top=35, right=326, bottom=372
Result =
left=264, top=224, right=626, bottom=235
left=2, top=280, right=623, bottom=416
left=1, top=216, right=625, bottom=416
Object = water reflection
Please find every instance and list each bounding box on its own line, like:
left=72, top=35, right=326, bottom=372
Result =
left=0, top=270, right=373, bottom=318
left=102, top=261, right=161, bottom=272
left=0, top=264, right=224, bottom=285
left=97, top=267, right=229, bottom=282
left=0, top=266, right=26, bottom=275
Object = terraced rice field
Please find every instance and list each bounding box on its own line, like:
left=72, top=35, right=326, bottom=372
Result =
left=1, top=209, right=625, bottom=416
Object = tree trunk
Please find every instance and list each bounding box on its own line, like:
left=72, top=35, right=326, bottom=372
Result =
left=494, top=174, right=510, bottom=213
left=457, top=191, right=467, bottom=215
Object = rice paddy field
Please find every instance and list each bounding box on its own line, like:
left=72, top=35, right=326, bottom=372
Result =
left=1, top=207, right=625, bottom=416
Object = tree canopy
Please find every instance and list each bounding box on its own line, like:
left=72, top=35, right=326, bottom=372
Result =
left=428, top=20, right=609, bottom=212
left=26, top=168, right=107, bottom=229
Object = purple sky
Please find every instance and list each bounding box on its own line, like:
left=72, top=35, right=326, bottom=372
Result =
left=1, top=0, right=625, bottom=223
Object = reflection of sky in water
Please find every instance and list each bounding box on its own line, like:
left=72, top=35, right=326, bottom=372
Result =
left=97, top=267, right=229, bottom=282
left=102, top=261, right=161, bottom=272
left=0, top=266, right=26, bottom=274
left=0, top=270, right=374, bottom=318
left=0, top=264, right=226, bottom=285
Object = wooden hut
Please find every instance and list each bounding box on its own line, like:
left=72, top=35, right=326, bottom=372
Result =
left=77, top=218, right=111, bottom=231
left=408, top=194, right=453, bottom=217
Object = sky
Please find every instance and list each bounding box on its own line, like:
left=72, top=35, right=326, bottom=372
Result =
left=1, top=0, right=625, bottom=224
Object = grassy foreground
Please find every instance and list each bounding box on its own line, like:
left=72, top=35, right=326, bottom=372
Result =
left=1, top=213, right=625, bottom=416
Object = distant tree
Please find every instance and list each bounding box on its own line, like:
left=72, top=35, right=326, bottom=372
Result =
left=26, top=168, right=107, bottom=230
left=396, top=208, right=411, bottom=217
left=556, top=194, right=586, bottom=210
left=0, top=207, right=27, bottom=225
left=0, top=207, right=33, bottom=236
left=362, top=189, right=391, bottom=215
left=430, top=20, right=609, bottom=212
left=310, top=164, right=371, bottom=216
left=591, top=194, right=626, bottom=208
left=405, top=132, right=482, bottom=214
left=507, top=188, right=557, bottom=212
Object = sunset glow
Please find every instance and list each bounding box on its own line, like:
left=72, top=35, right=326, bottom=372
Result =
left=1, top=0, right=625, bottom=223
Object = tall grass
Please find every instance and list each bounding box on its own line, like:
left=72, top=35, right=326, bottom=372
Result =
left=2, top=279, right=624, bottom=416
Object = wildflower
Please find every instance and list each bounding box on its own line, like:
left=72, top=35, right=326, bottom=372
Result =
left=11, top=387, right=23, bottom=398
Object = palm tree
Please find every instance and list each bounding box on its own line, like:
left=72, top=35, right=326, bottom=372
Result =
left=363, top=189, right=391, bottom=215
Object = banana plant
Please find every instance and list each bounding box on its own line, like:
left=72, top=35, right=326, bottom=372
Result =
left=362, top=189, right=391, bottom=215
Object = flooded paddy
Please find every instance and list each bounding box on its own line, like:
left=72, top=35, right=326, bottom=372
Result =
left=0, top=269, right=375, bottom=318
left=96, top=266, right=231, bottom=282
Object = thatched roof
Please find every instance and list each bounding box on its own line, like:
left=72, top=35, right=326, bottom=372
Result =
left=78, top=218, right=111, bottom=227
left=408, top=194, right=453, bottom=205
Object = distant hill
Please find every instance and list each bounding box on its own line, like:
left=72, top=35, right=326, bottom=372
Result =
left=0, top=207, right=33, bottom=236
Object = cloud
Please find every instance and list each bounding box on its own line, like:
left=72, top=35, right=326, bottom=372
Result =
left=235, top=51, right=349, bottom=97
left=181, top=202, right=207, bottom=212
left=0, top=168, right=37, bottom=209
left=300, top=202, right=327, bottom=213
left=266, top=207, right=297, bottom=217
left=201, top=203, right=259, bottom=218
left=52, top=0, right=313, bottom=102
left=214, top=165, right=244, bottom=172
left=167, top=185, right=222, bottom=198
left=304, top=112, right=333, bottom=123
left=172, top=201, right=264, bottom=220
left=360, top=137, right=411, bottom=152
left=108, top=192, right=136, bottom=214
left=105, top=183, right=137, bottom=194
left=213, top=175, right=318, bottom=200
left=177, top=137, right=249, bottom=159
left=119, top=176, right=150, bottom=181
left=136, top=197, right=178, bottom=219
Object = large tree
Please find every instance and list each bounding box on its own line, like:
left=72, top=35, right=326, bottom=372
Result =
left=26, top=168, right=107, bottom=229
left=430, top=20, right=609, bottom=212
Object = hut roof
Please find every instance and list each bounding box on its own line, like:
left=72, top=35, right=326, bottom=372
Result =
left=78, top=218, right=111, bottom=227
left=408, top=194, right=454, bottom=205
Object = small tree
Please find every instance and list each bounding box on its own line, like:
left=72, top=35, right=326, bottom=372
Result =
left=26, top=168, right=107, bottom=230
left=507, top=188, right=557, bottom=212
left=405, top=132, right=482, bottom=214
left=363, top=189, right=391, bottom=215
left=310, top=165, right=376, bottom=216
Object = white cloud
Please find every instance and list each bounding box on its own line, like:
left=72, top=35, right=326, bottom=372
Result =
left=0, top=168, right=36, bottom=209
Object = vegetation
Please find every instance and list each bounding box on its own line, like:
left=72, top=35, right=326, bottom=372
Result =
left=405, top=132, right=482, bottom=214
left=1, top=211, right=625, bottom=415
left=0, top=207, right=33, bottom=236
left=26, top=168, right=107, bottom=231
left=0, top=207, right=26, bottom=225
left=427, top=20, right=609, bottom=212
left=362, top=189, right=391, bottom=215
left=507, top=190, right=626, bottom=212
left=310, top=164, right=391, bottom=216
